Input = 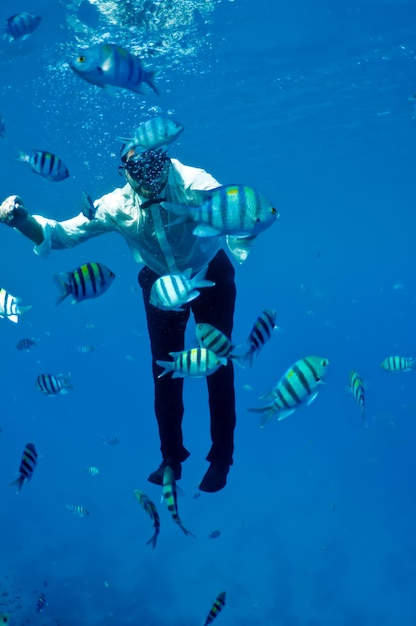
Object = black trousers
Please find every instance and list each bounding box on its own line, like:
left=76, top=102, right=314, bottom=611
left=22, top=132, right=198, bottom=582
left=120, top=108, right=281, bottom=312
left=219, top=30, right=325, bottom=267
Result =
left=138, top=250, right=236, bottom=466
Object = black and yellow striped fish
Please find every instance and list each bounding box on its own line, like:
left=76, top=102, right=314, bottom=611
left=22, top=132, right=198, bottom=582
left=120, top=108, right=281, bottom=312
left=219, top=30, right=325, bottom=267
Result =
left=203, top=591, right=226, bottom=626
left=196, top=323, right=245, bottom=368
left=157, top=347, right=227, bottom=378
left=162, top=466, right=194, bottom=537
left=380, top=356, right=416, bottom=372
left=35, top=373, right=73, bottom=396
left=36, top=592, right=46, bottom=613
left=134, top=489, right=160, bottom=549
left=66, top=504, right=89, bottom=517
left=249, top=356, right=329, bottom=427
left=9, top=443, right=38, bottom=493
left=348, top=370, right=366, bottom=427
left=243, top=309, right=278, bottom=366
left=54, top=262, right=115, bottom=305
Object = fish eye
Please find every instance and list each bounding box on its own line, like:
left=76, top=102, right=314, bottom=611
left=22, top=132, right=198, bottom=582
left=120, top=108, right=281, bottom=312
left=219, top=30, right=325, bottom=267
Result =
left=77, top=55, right=86, bottom=63
left=271, top=207, right=277, bottom=214
left=321, top=359, right=329, bottom=367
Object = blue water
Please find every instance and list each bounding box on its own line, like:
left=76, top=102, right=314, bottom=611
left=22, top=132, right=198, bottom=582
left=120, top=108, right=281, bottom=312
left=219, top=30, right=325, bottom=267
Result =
left=1, top=0, right=415, bottom=624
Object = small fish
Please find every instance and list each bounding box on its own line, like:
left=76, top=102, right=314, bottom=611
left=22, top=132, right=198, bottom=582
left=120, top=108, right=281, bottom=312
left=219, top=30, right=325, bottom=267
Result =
left=36, top=593, right=46, bottom=613
left=100, top=435, right=119, bottom=445
left=4, top=12, right=41, bottom=41
left=118, top=116, right=184, bottom=157
left=85, top=466, right=100, bottom=476
left=134, top=489, right=161, bottom=549
left=66, top=504, right=89, bottom=517
left=70, top=43, right=160, bottom=96
left=157, top=348, right=227, bottom=378
left=0, top=614, right=10, bottom=624
left=0, top=115, right=5, bottom=139
left=208, top=530, right=221, bottom=539
left=348, top=369, right=366, bottom=427
left=162, top=466, right=194, bottom=537
left=196, top=323, right=245, bottom=368
left=203, top=591, right=226, bottom=626
left=9, top=443, right=38, bottom=493
left=0, top=288, right=31, bottom=323
left=54, top=262, right=116, bottom=305
left=80, top=190, right=97, bottom=220
left=150, top=268, right=215, bottom=311
left=161, top=184, right=278, bottom=238
left=16, top=337, right=39, bottom=351
left=243, top=309, right=278, bottom=366
left=35, top=373, right=73, bottom=396
left=77, top=345, right=95, bottom=354
left=249, top=356, right=329, bottom=427
left=380, top=356, right=416, bottom=372
left=17, top=150, right=69, bottom=181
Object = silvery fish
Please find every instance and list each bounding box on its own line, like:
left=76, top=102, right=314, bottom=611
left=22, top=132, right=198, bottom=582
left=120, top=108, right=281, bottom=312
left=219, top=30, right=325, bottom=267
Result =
left=70, top=43, right=160, bottom=96
left=380, top=356, right=416, bottom=372
left=243, top=309, right=278, bottom=366
left=348, top=369, right=366, bottom=428
left=249, top=356, right=329, bottom=427
left=134, top=489, right=161, bottom=549
left=162, top=184, right=278, bottom=238
left=9, top=443, right=38, bottom=493
left=0, top=288, right=31, bottom=323
left=149, top=268, right=215, bottom=311
left=195, top=323, right=245, bottom=368
left=17, top=149, right=69, bottom=181
left=54, top=262, right=115, bottom=305
left=118, top=117, right=184, bottom=157
left=157, top=348, right=227, bottom=379
left=4, top=12, right=41, bottom=42
left=66, top=504, right=89, bottom=517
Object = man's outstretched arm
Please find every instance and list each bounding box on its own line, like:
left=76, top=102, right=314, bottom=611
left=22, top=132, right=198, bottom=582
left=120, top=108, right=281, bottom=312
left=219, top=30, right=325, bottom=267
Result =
left=0, top=195, right=44, bottom=245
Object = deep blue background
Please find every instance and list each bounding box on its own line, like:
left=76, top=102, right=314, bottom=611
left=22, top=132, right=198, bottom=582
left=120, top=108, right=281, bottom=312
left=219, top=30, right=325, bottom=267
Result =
left=1, top=0, right=415, bottom=624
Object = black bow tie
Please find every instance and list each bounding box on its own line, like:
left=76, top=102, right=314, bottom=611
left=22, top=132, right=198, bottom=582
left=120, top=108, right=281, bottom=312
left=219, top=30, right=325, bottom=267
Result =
left=140, top=197, right=166, bottom=210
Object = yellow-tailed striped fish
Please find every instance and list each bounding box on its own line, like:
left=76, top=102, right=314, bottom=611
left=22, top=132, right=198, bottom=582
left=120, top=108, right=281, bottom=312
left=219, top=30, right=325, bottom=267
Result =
left=249, top=356, right=329, bottom=427
left=66, top=504, right=89, bottom=517
left=17, top=149, right=69, bottom=181
left=203, top=591, right=226, bottom=626
left=35, top=373, right=73, bottom=396
left=380, top=356, right=416, bottom=372
left=161, top=184, right=278, bottom=238
left=70, top=43, right=160, bottom=96
left=0, top=288, right=31, bottom=323
left=196, top=323, right=245, bottom=368
left=157, top=348, right=227, bottom=378
left=54, top=262, right=115, bottom=305
left=134, top=489, right=160, bottom=549
left=9, top=442, right=38, bottom=493
left=4, top=12, right=41, bottom=42
left=348, top=369, right=367, bottom=427
left=85, top=466, right=99, bottom=477
left=118, top=116, right=184, bottom=157
left=162, top=466, right=194, bottom=537
left=150, top=268, right=215, bottom=311
left=243, top=309, right=278, bottom=366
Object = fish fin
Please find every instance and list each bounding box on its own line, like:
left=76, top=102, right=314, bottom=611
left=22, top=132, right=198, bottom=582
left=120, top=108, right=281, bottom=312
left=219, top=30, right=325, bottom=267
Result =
left=156, top=359, right=174, bottom=378
left=146, top=533, right=158, bottom=549
left=191, top=266, right=216, bottom=289
left=16, top=150, right=30, bottom=163
left=247, top=405, right=276, bottom=427
left=9, top=476, right=24, bottom=493
left=62, top=372, right=74, bottom=390
left=226, top=235, right=257, bottom=264
left=161, top=201, right=192, bottom=217
left=145, top=69, right=160, bottom=96
left=276, top=409, right=296, bottom=421
left=53, top=273, right=70, bottom=305
left=193, top=224, right=221, bottom=237
left=229, top=353, right=246, bottom=369
left=306, top=391, right=319, bottom=406
left=16, top=304, right=31, bottom=317
left=6, top=314, right=19, bottom=324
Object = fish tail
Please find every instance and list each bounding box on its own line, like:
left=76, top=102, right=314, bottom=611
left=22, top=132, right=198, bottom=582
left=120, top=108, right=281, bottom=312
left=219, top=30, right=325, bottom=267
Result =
left=179, top=523, right=195, bottom=538
left=229, top=353, right=246, bottom=369
left=62, top=372, right=74, bottom=390
left=53, top=273, right=71, bottom=305
left=9, top=475, right=24, bottom=493
left=247, top=405, right=276, bottom=428
left=145, top=69, right=160, bottom=96
left=16, top=304, right=32, bottom=317
left=156, top=359, right=175, bottom=378
left=146, top=532, right=158, bottom=549
left=242, top=344, right=255, bottom=367
left=191, top=266, right=216, bottom=290
left=16, top=149, right=30, bottom=163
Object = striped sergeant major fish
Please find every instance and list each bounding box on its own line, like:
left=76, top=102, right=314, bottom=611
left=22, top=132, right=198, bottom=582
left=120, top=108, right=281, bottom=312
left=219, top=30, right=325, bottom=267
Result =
left=162, top=466, right=194, bottom=537
left=249, top=356, right=329, bottom=427
left=0, top=288, right=31, bottom=323
left=380, top=356, right=416, bottom=372
left=35, top=373, right=73, bottom=396
left=0, top=115, right=5, bottom=139
left=4, top=12, right=41, bottom=42
left=157, top=348, right=227, bottom=378
left=134, top=489, right=161, bottom=549
left=17, top=149, right=69, bottom=181
left=66, top=504, right=89, bottom=517
left=348, top=369, right=367, bottom=428
left=161, top=184, right=278, bottom=238
left=85, top=466, right=100, bottom=477
left=16, top=337, right=39, bottom=351
left=70, top=43, right=160, bottom=96
left=118, top=116, right=184, bottom=157
left=243, top=309, right=278, bottom=366
left=203, top=591, right=226, bottom=626
left=149, top=268, right=215, bottom=311
left=9, top=443, right=38, bottom=493
left=36, top=593, right=46, bottom=613
left=54, top=262, right=115, bottom=305
left=80, top=190, right=97, bottom=221
left=100, top=435, right=119, bottom=445
left=195, top=323, right=245, bottom=368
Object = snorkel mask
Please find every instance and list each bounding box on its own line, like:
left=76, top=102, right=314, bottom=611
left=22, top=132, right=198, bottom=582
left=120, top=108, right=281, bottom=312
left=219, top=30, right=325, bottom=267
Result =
left=119, top=148, right=171, bottom=199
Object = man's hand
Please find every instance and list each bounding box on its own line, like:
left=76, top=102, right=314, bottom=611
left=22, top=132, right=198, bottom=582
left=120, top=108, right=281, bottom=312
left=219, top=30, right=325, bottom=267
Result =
left=0, top=195, right=28, bottom=227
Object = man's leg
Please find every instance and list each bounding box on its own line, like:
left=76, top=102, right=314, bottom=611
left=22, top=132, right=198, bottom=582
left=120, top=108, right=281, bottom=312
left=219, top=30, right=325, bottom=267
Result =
left=191, top=251, right=237, bottom=491
left=138, top=267, right=191, bottom=483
